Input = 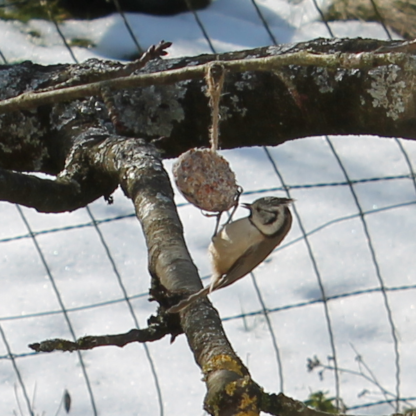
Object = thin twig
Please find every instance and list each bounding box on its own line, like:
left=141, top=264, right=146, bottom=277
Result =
left=29, top=325, right=171, bottom=352
left=0, top=48, right=410, bottom=114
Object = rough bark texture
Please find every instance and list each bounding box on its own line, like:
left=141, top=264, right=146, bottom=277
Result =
left=70, top=133, right=260, bottom=415
left=1, top=37, right=416, bottom=180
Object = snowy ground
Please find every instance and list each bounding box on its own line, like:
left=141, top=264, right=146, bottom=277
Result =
left=0, top=0, right=415, bottom=415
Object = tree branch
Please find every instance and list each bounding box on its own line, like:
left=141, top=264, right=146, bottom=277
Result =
left=0, top=167, right=117, bottom=212
left=2, top=38, right=416, bottom=176
left=28, top=325, right=171, bottom=352
left=261, top=392, right=334, bottom=416
left=63, top=132, right=263, bottom=415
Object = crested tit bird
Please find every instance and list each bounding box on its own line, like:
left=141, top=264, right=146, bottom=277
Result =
left=168, top=196, right=293, bottom=313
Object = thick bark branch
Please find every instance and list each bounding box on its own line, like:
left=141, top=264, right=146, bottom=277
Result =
left=117, top=141, right=260, bottom=415
left=1, top=37, right=416, bottom=178
left=67, top=132, right=260, bottom=414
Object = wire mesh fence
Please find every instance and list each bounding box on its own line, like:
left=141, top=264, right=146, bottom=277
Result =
left=0, top=1, right=415, bottom=415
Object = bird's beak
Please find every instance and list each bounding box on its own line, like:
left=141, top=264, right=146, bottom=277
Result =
left=241, top=203, right=251, bottom=209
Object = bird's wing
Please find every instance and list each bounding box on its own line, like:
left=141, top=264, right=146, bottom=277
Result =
left=213, top=233, right=283, bottom=291
left=214, top=209, right=292, bottom=291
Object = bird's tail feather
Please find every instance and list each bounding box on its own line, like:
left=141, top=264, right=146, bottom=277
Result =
left=167, top=286, right=211, bottom=313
